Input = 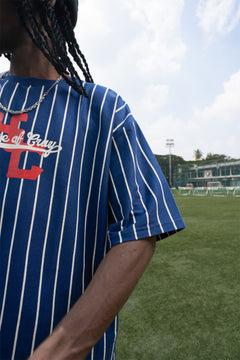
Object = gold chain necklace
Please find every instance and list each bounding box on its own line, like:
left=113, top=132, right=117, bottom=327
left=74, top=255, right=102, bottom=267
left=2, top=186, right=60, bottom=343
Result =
left=0, top=71, right=62, bottom=115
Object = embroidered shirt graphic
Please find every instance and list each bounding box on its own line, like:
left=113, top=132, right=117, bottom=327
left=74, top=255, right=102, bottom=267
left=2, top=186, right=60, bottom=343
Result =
left=0, top=112, right=62, bottom=180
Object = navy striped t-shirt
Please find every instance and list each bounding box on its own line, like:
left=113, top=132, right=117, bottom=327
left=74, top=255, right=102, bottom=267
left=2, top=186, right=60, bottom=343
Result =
left=0, top=74, right=185, bottom=360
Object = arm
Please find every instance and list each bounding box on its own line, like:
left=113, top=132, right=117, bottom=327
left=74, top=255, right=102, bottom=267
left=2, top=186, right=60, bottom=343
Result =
left=29, top=237, right=156, bottom=360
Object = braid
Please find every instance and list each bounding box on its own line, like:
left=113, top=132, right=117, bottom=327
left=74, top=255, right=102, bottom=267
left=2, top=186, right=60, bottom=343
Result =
left=42, top=0, right=88, bottom=93
left=58, top=1, right=93, bottom=83
left=10, top=0, right=93, bottom=96
left=13, top=0, right=66, bottom=76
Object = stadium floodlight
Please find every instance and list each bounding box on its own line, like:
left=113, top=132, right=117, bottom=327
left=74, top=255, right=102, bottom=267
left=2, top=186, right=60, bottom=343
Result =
left=166, top=138, right=174, bottom=187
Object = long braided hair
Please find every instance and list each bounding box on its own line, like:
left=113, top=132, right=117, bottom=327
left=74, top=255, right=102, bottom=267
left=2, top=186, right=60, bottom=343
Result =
left=4, top=0, right=93, bottom=96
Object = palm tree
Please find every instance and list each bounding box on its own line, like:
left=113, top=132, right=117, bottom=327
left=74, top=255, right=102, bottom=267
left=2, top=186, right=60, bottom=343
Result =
left=194, top=149, right=203, bottom=161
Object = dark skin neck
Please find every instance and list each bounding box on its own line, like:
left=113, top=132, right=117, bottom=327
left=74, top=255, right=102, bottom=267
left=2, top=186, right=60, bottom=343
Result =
left=0, top=0, right=59, bottom=80
left=10, top=43, right=60, bottom=80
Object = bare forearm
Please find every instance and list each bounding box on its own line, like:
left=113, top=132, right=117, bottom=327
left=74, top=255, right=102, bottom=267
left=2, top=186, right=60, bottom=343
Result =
left=29, top=237, right=156, bottom=360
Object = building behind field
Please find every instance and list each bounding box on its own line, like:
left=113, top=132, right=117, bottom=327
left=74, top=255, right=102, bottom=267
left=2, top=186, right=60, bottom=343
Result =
left=155, top=156, right=240, bottom=189
left=181, top=160, right=240, bottom=188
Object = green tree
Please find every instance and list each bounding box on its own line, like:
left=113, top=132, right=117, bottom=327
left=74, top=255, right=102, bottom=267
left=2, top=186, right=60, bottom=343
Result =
left=154, top=154, right=185, bottom=168
left=154, top=154, right=185, bottom=187
left=205, top=153, right=228, bottom=161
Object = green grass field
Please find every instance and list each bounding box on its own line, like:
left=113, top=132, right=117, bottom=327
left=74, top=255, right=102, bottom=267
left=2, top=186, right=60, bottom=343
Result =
left=116, top=195, right=240, bottom=360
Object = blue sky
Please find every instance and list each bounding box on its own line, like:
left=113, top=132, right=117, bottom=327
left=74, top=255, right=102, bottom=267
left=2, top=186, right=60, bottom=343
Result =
left=1, top=0, right=240, bottom=160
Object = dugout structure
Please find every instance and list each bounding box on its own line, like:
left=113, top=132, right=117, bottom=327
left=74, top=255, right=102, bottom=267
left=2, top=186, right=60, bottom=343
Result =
left=207, top=182, right=229, bottom=197
left=178, top=182, right=236, bottom=197
left=179, top=183, right=193, bottom=196
left=233, top=187, right=240, bottom=197
left=193, top=187, right=208, bottom=196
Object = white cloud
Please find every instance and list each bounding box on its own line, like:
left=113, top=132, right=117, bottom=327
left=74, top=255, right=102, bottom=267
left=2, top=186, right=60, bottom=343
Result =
left=197, top=0, right=240, bottom=39
left=75, top=0, right=186, bottom=86
left=121, top=0, right=186, bottom=75
left=0, top=56, right=9, bottom=73
left=141, top=113, right=203, bottom=161
left=195, top=70, right=240, bottom=123
left=77, top=0, right=111, bottom=38
left=140, top=70, right=240, bottom=160
left=193, top=69, right=240, bottom=158
left=142, top=84, right=169, bottom=110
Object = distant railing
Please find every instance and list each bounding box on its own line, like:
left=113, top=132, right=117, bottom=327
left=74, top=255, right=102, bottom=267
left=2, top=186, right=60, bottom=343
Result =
left=176, top=186, right=239, bottom=197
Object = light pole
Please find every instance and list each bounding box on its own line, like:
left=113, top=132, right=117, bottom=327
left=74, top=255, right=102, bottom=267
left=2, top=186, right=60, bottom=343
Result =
left=166, top=139, right=174, bottom=187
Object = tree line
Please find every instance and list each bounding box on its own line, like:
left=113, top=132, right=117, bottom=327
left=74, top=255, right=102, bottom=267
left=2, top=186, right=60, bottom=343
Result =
left=155, top=151, right=238, bottom=168
left=154, top=151, right=239, bottom=187
left=193, top=149, right=237, bottom=163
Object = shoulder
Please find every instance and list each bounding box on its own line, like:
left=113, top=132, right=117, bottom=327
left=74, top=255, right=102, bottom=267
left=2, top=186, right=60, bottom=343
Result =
left=82, top=82, right=132, bottom=126
left=83, top=82, right=120, bottom=106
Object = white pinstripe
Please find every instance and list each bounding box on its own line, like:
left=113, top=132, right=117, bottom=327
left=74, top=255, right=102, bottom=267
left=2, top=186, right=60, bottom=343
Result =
left=115, top=102, right=127, bottom=113
left=109, top=170, right=124, bottom=243
left=133, top=122, right=177, bottom=230
left=123, top=127, right=151, bottom=237
left=11, top=86, right=45, bottom=359
left=112, top=112, right=132, bottom=134
left=112, top=137, right=138, bottom=239
left=0, top=83, right=24, bottom=238
left=108, top=200, right=118, bottom=223
left=48, top=86, right=72, bottom=333
left=67, top=93, right=84, bottom=312
left=30, top=85, right=59, bottom=353
left=0, top=80, right=8, bottom=98
left=91, top=95, right=119, bottom=275
left=110, top=317, right=118, bottom=360
left=80, top=85, right=97, bottom=294
left=135, top=156, right=164, bottom=233
left=14, top=90, right=56, bottom=352
left=103, top=332, right=107, bottom=360
left=0, top=83, right=23, bottom=245
left=66, top=85, right=98, bottom=309
left=81, top=87, right=109, bottom=277
left=0, top=84, right=35, bottom=330
left=50, top=92, right=82, bottom=331
left=28, top=87, right=71, bottom=323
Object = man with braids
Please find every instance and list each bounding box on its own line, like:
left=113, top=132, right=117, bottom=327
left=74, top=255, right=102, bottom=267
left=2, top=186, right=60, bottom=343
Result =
left=0, top=0, right=185, bottom=359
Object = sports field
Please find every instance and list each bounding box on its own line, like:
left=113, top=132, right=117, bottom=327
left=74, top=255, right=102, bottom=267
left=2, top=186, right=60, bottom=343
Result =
left=117, top=195, right=240, bottom=360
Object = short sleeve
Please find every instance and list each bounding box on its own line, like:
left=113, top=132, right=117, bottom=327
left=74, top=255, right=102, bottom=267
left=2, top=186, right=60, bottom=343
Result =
left=107, top=102, right=185, bottom=249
